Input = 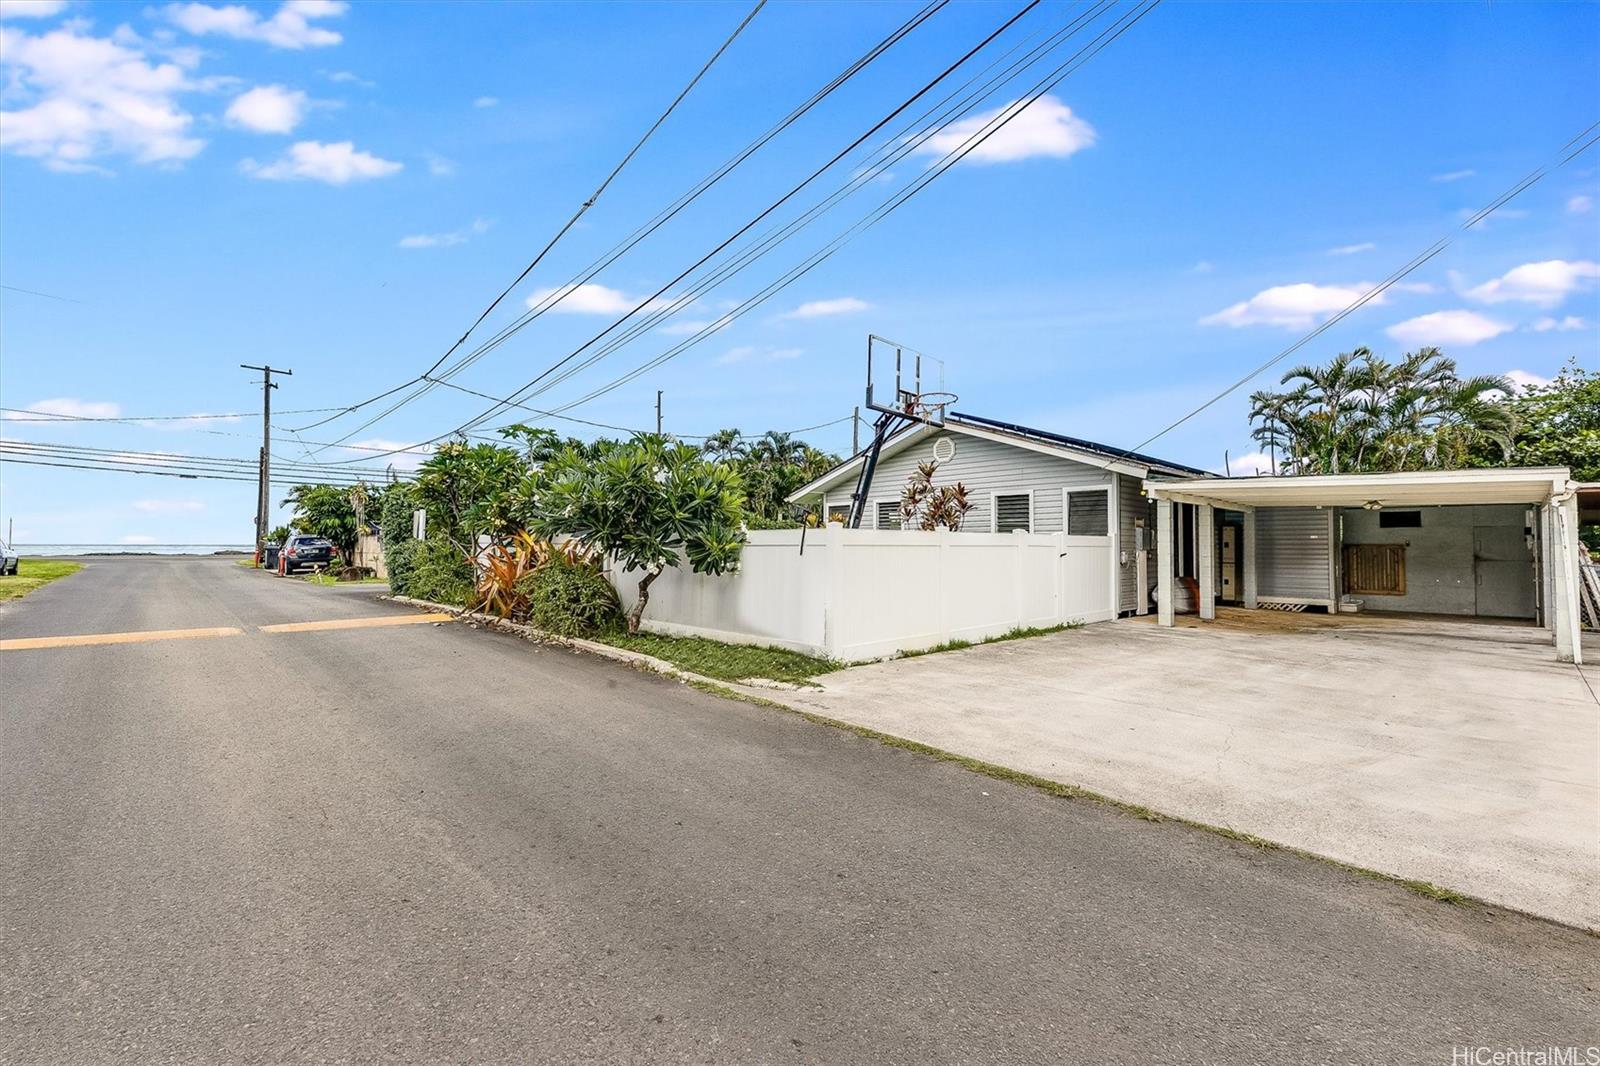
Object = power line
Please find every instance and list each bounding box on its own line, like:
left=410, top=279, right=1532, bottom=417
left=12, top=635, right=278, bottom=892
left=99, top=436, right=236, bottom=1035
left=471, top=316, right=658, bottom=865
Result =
left=0, top=406, right=342, bottom=423
left=530, top=0, right=1155, bottom=421
left=1, top=439, right=400, bottom=480
left=326, top=0, right=1052, bottom=463
left=296, top=0, right=776, bottom=438
left=0, top=284, right=85, bottom=304
left=0, top=454, right=391, bottom=489
left=1126, top=117, right=1600, bottom=455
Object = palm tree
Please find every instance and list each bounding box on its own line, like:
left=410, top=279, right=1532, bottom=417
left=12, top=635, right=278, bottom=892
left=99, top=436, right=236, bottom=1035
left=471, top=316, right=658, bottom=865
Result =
left=701, top=428, right=746, bottom=462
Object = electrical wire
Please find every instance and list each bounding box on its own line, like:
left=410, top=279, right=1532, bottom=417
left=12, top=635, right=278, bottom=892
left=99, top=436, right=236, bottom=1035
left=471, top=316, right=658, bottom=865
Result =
left=321, top=0, right=1052, bottom=463
left=0, top=454, right=390, bottom=488
left=1124, top=118, right=1600, bottom=456
left=295, top=0, right=779, bottom=437
left=522, top=0, right=1157, bottom=423
left=0, top=406, right=343, bottom=423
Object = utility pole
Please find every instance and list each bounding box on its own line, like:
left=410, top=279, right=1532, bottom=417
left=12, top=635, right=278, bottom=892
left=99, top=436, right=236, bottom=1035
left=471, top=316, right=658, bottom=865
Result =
left=655, top=390, right=663, bottom=435
left=242, top=363, right=292, bottom=563
left=852, top=406, right=860, bottom=455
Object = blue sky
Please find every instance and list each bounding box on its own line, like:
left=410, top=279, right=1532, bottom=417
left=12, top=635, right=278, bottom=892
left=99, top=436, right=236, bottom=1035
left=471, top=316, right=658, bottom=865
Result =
left=1, top=0, right=1596, bottom=545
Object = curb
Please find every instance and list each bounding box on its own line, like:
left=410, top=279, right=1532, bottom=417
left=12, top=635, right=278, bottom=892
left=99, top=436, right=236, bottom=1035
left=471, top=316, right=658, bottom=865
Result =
left=381, top=594, right=755, bottom=694
left=379, top=594, right=1593, bottom=934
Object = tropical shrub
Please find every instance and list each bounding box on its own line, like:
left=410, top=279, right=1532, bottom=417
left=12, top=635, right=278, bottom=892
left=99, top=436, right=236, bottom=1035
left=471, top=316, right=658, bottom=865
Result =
left=396, top=538, right=474, bottom=605
left=380, top=482, right=418, bottom=546
left=412, top=440, right=527, bottom=551
left=521, top=434, right=746, bottom=633
left=516, top=554, right=622, bottom=636
left=899, top=460, right=972, bottom=531
left=473, top=532, right=549, bottom=618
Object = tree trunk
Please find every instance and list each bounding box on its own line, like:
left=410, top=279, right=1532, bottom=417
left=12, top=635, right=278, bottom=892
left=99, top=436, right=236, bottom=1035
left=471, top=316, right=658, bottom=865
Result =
left=627, top=566, right=662, bottom=634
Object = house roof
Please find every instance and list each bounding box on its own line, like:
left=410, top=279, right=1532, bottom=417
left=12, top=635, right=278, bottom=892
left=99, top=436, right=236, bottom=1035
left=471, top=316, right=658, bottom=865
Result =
left=1144, top=467, right=1576, bottom=510
left=787, top=411, right=1210, bottom=503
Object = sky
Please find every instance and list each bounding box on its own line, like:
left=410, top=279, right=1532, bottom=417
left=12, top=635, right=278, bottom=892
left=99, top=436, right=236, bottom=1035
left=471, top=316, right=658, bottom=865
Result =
left=1, top=0, right=1597, bottom=545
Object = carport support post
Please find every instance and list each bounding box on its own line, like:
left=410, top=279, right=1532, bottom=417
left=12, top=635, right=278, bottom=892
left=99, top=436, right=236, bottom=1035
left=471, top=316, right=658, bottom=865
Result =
left=1156, top=497, right=1175, bottom=627
left=1242, top=508, right=1258, bottom=609
left=1553, top=495, right=1582, bottom=664
left=1197, top=503, right=1216, bottom=621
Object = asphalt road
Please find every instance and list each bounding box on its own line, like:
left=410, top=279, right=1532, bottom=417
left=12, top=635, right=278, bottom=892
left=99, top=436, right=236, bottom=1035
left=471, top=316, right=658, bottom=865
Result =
left=2, top=555, right=1596, bottom=1064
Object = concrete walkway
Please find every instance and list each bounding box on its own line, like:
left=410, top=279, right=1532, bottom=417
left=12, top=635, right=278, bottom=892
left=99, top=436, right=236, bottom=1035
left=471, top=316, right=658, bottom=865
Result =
left=784, top=608, right=1600, bottom=929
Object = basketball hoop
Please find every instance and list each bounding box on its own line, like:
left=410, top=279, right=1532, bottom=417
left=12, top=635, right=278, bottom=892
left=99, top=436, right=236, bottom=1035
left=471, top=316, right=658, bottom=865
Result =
left=902, top=390, right=957, bottom=425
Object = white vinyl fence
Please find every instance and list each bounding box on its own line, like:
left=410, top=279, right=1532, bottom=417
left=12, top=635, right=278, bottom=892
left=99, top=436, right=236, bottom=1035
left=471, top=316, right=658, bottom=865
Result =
left=609, top=526, right=1115, bottom=661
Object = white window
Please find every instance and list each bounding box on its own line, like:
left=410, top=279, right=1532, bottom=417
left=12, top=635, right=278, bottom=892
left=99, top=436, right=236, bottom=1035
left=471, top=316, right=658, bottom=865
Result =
left=992, top=492, right=1032, bottom=533
left=875, top=500, right=902, bottom=530
left=826, top=505, right=849, bottom=526
left=1066, top=489, right=1110, bottom=536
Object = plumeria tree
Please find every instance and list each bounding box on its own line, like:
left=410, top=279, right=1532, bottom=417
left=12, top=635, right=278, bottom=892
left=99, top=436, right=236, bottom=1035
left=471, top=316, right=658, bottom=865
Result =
left=522, top=435, right=747, bottom=633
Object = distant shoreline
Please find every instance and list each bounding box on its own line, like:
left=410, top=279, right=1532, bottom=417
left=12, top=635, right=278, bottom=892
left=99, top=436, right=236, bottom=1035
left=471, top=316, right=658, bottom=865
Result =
left=16, top=545, right=253, bottom=558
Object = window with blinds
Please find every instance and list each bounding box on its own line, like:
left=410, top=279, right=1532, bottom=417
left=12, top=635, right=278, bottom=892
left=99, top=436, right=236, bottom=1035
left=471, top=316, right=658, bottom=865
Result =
left=994, top=493, right=1031, bottom=533
left=1066, top=490, right=1109, bottom=536
left=876, top=501, right=901, bottom=529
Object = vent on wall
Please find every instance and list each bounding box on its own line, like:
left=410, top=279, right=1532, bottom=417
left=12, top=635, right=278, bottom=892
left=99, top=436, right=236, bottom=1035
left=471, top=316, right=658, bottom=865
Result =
left=876, top=500, right=901, bottom=529
left=932, top=437, right=956, bottom=463
left=995, top=493, right=1031, bottom=533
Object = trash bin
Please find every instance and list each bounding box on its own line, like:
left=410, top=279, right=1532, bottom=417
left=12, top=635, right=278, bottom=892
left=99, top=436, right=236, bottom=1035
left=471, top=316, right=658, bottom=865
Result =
left=264, top=543, right=281, bottom=569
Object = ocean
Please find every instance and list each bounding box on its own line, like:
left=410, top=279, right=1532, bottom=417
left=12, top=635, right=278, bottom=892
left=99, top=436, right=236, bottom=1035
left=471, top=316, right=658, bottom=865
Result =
left=16, top=544, right=253, bottom=557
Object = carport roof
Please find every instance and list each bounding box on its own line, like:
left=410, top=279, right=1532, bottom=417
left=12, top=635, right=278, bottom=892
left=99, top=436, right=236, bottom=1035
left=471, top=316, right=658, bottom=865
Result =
left=1145, top=467, right=1574, bottom=510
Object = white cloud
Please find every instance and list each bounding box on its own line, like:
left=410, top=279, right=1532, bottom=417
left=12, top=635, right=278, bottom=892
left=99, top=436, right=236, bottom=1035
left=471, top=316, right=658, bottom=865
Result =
left=1327, top=242, right=1375, bottom=256
left=1530, top=315, right=1588, bottom=333
left=658, top=319, right=713, bottom=336
left=241, top=139, right=400, bottom=183
left=1219, top=450, right=1277, bottom=476
left=1200, top=282, right=1379, bottom=329
left=1464, top=259, right=1600, bottom=308
left=133, top=498, right=205, bottom=513
left=1190, top=260, right=1215, bottom=274
left=1567, top=194, right=1593, bottom=215
left=913, top=94, right=1094, bottom=166
left=0, top=1, right=68, bottom=17
left=1431, top=169, right=1475, bottom=183
left=781, top=296, right=870, bottom=319
left=0, top=22, right=204, bottom=171
left=525, top=282, right=671, bottom=315
left=345, top=438, right=427, bottom=471
left=397, top=217, right=492, bottom=249
left=224, top=84, right=307, bottom=133
left=324, top=69, right=371, bottom=87
left=119, top=534, right=158, bottom=544
left=163, top=0, right=347, bottom=49
left=1385, top=309, right=1511, bottom=347
left=717, top=346, right=754, bottom=366
left=425, top=153, right=455, bottom=177
left=1504, top=369, right=1551, bottom=394
left=25, top=397, right=120, bottom=418
left=472, top=95, right=498, bottom=108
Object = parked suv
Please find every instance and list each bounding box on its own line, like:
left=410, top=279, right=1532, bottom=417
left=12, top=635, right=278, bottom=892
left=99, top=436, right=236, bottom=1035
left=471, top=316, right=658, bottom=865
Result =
left=0, top=539, right=18, bottom=576
left=276, top=534, right=335, bottom=575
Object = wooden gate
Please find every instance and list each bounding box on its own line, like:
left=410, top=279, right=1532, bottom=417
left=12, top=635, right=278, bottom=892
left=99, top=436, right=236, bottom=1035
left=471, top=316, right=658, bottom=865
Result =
left=1343, top=543, right=1406, bottom=596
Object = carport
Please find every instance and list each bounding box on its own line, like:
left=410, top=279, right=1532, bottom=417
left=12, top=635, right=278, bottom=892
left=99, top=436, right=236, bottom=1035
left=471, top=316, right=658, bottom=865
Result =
left=1144, top=468, right=1583, bottom=663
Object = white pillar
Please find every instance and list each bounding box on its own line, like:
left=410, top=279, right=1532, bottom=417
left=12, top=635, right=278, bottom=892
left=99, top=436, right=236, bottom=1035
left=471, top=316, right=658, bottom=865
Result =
left=1553, top=495, right=1582, bottom=664
left=1242, top=508, right=1259, bottom=609
left=1198, top=503, right=1217, bottom=621
left=1157, top=497, right=1175, bottom=627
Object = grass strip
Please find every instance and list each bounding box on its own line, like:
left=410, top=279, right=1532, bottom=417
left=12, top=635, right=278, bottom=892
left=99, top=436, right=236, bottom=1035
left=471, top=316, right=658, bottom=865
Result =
left=598, top=630, right=841, bottom=686
left=0, top=559, right=83, bottom=602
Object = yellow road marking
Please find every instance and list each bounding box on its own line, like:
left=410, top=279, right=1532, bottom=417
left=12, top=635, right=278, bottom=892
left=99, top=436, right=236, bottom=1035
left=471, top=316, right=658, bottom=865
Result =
left=0, top=626, right=244, bottom=651
left=258, top=613, right=455, bottom=634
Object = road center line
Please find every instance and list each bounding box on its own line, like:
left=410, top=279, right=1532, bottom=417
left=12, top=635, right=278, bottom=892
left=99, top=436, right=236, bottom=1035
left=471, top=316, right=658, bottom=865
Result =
left=1, top=627, right=245, bottom=651
left=259, top=613, right=455, bottom=634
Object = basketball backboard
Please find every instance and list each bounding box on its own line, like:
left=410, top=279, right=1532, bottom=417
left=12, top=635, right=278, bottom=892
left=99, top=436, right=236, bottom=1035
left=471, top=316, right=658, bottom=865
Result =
left=865, top=334, right=954, bottom=427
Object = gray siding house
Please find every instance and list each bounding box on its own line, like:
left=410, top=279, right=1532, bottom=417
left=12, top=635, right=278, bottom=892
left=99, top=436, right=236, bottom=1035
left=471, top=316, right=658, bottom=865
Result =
left=788, top=412, right=1208, bottom=615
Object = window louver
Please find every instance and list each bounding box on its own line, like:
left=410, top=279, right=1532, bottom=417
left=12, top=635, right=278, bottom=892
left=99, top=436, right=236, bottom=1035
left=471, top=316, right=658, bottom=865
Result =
left=876, top=501, right=902, bottom=529
left=1067, top=491, right=1109, bottom=536
left=995, top=493, right=1031, bottom=533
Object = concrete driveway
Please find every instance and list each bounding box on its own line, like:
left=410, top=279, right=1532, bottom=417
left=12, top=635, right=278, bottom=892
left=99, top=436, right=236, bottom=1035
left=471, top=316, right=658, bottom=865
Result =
left=783, top=608, right=1600, bottom=929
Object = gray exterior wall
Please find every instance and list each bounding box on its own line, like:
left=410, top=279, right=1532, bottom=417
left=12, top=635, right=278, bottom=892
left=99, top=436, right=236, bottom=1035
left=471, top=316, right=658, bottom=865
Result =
left=1340, top=503, right=1536, bottom=618
left=1117, top=473, right=1156, bottom=614
left=822, top=429, right=1114, bottom=536
left=1255, top=507, right=1336, bottom=603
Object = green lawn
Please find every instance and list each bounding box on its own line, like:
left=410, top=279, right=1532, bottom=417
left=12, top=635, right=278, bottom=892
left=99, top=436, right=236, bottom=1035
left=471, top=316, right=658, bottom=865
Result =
left=0, top=559, right=83, bottom=601
left=302, top=572, right=386, bottom=586
left=598, top=631, right=843, bottom=686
